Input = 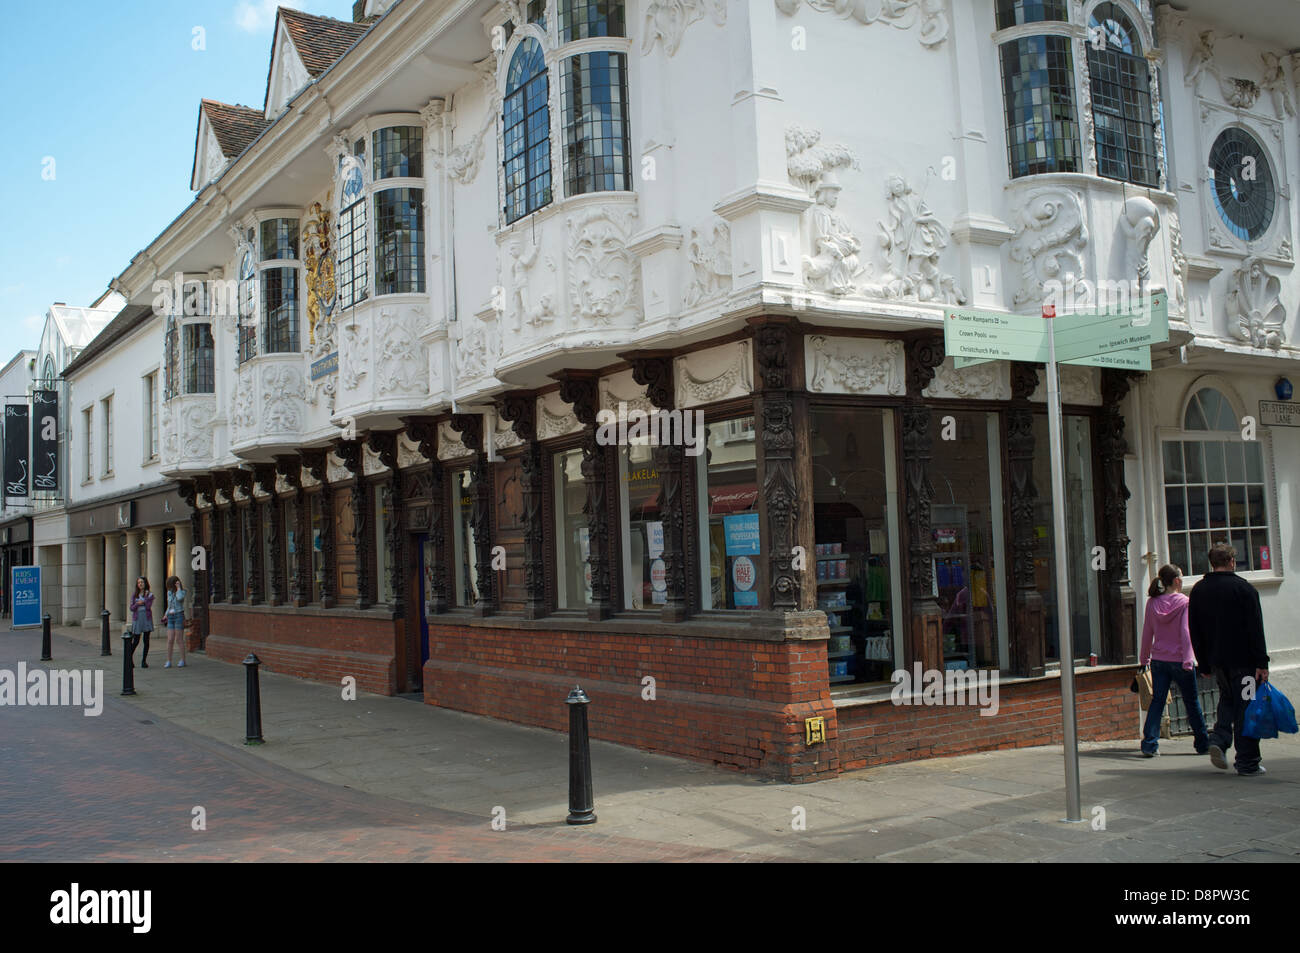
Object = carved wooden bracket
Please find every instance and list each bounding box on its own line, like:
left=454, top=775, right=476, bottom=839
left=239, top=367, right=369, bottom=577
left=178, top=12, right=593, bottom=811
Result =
left=905, top=333, right=945, bottom=397
left=624, top=351, right=675, bottom=409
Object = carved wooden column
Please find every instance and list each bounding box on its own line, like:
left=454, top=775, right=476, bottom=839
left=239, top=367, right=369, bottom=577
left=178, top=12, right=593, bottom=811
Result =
left=627, top=352, right=689, bottom=621
left=301, top=449, right=335, bottom=608
left=334, top=438, right=371, bottom=610
left=275, top=455, right=309, bottom=607
left=449, top=413, right=495, bottom=617
left=1007, top=362, right=1046, bottom=676
left=1099, top=369, right=1140, bottom=664
left=751, top=320, right=813, bottom=612
left=903, top=334, right=945, bottom=672
left=497, top=394, right=547, bottom=620
left=178, top=479, right=208, bottom=641
left=253, top=464, right=283, bottom=607
left=403, top=417, right=448, bottom=614
left=368, top=430, right=405, bottom=615
left=231, top=468, right=261, bottom=604
left=212, top=470, right=235, bottom=602
left=555, top=372, right=612, bottom=621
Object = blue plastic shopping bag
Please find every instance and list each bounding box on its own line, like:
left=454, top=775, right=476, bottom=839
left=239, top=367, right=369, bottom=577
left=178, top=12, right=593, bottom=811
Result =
left=1243, top=683, right=1299, bottom=739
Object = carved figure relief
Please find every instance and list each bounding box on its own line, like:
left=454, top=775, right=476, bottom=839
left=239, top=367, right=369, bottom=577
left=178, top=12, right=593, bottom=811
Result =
left=1227, top=256, right=1287, bottom=349
left=1119, top=195, right=1160, bottom=288
left=179, top=397, right=217, bottom=461
left=1168, top=213, right=1188, bottom=310
left=807, top=336, right=905, bottom=395
left=683, top=220, right=732, bottom=307
left=641, top=0, right=726, bottom=56
left=1184, top=30, right=1216, bottom=95
left=340, top=318, right=369, bottom=391
left=567, top=207, right=640, bottom=325
left=505, top=240, right=558, bottom=330
left=1261, top=52, right=1296, bottom=119
left=262, top=363, right=305, bottom=434
left=1008, top=189, right=1088, bottom=308
left=457, top=317, right=494, bottom=382
left=866, top=174, right=964, bottom=303
left=786, top=126, right=863, bottom=295
left=376, top=307, right=429, bottom=395
left=773, top=0, right=949, bottom=47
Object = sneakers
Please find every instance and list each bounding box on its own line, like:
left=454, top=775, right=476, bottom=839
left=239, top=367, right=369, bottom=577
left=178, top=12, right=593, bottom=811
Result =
left=164, top=661, right=171, bottom=669
left=1141, top=750, right=1159, bottom=758
left=178, top=660, right=186, bottom=668
left=1208, top=745, right=1228, bottom=770
left=1237, top=765, right=1266, bottom=777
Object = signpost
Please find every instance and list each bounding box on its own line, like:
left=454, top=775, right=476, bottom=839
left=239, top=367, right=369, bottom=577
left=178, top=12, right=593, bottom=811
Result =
left=11, top=565, right=41, bottom=630
left=943, top=294, right=1170, bottom=823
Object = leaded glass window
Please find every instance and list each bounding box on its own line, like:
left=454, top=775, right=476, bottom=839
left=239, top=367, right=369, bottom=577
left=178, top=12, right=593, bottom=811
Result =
left=374, top=188, right=425, bottom=295
left=561, top=51, right=631, bottom=197
left=1087, top=4, right=1158, bottom=187
left=1000, top=35, right=1080, bottom=177
left=503, top=39, right=552, bottom=223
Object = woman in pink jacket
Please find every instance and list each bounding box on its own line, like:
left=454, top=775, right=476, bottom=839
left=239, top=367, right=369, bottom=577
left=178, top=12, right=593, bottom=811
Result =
left=1140, top=564, right=1210, bottom=757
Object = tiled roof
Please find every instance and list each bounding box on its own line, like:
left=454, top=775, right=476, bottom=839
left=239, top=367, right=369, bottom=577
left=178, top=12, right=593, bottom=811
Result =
left=279, top=8, right=370, bottom=77
left=200, top=100, right=269, bottom=159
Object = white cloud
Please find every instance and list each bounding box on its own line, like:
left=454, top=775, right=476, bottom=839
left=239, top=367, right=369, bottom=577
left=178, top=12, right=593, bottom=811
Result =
left=235, top=0, right=306, bottom=33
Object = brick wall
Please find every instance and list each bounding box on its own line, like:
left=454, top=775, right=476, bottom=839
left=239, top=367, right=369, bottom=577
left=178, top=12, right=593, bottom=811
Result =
left=423, top=622, right=840, bottom=783
left=835, top=668, right=1135, bottom=770
left=207, top=605, right=400, bottom=696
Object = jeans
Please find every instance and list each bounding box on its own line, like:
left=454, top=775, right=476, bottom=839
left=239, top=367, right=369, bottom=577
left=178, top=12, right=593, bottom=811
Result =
left=1209, top=668, right=1262, bottom=772
left=1142, top=659, right=1209, bottom=754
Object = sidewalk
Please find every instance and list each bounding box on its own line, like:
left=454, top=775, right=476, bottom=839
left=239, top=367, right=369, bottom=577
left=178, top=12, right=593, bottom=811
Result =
left=18, top=624, right=1300, bottom=862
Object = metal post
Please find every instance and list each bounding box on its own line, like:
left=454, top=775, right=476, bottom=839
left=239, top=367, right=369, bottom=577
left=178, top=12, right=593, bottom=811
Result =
left=40, top=613, right=52, bottom=661
left=1046, top=310, right=1082, bottom=823
left=120, top=631, right=137, bottom=696
left=100, top=609, right=111, bottom=656
left=243, top=653, right=264, bottom=744
left=565, top=686, right=596, bottom=825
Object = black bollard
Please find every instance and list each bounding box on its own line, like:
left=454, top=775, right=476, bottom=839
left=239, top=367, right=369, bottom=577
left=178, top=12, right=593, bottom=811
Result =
left=40, top=614, right=52, bottom=661
left=100, top=610, right=112, bottom=657
left=120, top=632, right=137, bottom=696
left=565, top=685, right=596, bottom=825
left=243, top=653, right=264, bottom=745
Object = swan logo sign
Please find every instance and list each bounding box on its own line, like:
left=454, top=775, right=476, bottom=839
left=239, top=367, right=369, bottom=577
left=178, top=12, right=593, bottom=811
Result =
left=32, top=389, right=58, bottom=493
left=3, top=403, right=29, bottom=497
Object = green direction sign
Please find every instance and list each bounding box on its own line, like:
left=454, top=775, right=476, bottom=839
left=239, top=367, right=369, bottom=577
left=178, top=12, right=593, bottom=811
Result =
left=944, top=307, right=1049, bottom=364
left=1059, top=347, right=1151, bottom=371
left=1053, top=293, right=1168, bottom=363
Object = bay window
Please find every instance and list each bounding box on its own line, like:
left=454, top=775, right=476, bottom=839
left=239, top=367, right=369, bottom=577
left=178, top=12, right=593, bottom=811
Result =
left=183, top=324, right=215, bottom=393
left=371, top=126, right=424, bottom=295
left=259, top=217, right=300, bottom=353
left=336, top=139, right=368, bottom=310
left=1086, top=3, right=1158, bottom=187
left=503, top=39, right=551, bottom=223
left=561, top=51, right=631, bottom=197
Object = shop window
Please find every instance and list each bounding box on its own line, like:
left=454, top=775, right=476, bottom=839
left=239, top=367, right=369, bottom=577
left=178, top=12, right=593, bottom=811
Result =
left=811, top=407, right=902, bottom=686
left=1163, top=387, right=1273, bottom=575
left=554, top=448, right=590, bottom=609
left=262, top=503, right=275, bottom=602
left=374, top=484, right=393, bottom=605
left=451, top=468, right=479, bottom=608
left=929, top=411, right=1005, bottom=670
left=494, top=454, right=527, bottom=612
left=999, top=35, right=1080, bottom=178
left=695, top=415, right=758, bottom=610
left=310, top=493, right=325, bottom=603
left=1034, top=414, right=1102, bottom=661
left=1086, top=4, right=1158, bottom=187
left=619, top=441, right=661, bottom=610
left=285, top=497, right=298, bottom=600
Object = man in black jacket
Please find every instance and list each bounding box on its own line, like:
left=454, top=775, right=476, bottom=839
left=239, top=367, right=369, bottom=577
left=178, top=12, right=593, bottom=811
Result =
left=1189, top=542, right=1270, bottom=776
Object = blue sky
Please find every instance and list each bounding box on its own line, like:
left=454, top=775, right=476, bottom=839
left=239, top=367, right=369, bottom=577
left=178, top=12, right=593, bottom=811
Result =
left=0, top=0, right=356, bottom=345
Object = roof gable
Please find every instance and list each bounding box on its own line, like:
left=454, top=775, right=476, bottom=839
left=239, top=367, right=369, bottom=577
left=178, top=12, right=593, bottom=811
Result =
left=264, top=8, right=370, bottom=118
left=191, top=100, right=269, bottom=191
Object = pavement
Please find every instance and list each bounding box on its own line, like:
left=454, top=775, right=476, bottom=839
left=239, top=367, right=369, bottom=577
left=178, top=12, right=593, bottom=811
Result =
left=3, top=623, right=1299, bottom=863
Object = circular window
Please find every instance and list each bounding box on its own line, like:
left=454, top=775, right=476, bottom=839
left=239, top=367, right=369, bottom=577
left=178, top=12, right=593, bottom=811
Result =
left=1207, top=128, right=1275, bottom=242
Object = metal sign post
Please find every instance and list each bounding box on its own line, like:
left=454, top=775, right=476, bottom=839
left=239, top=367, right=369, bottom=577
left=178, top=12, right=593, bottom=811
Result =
left=1044, top=304, right=1083, bottom=823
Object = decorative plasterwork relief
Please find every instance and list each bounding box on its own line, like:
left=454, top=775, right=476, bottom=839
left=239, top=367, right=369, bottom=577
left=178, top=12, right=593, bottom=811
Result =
left=683, top=219, right=732, bottom=307
left=787, top=125, right=863, bottom=296
left=1186, top=30, right=1293, bottom=118
left=1119, top=195, right=1160, bottom=288
left=397, top=433, right=425, bottom=469
left=923, top=357, right=1010, bottom=401
left=600, top=369, right=654, bottom=414
left=641, top=0, right=726, bottom=56
left=376, top=306, right=429, bottom=396
left=439, top=60, right=495, bottom=185
left=177, top=397, right=217, bottom=463
left=865, top=175, right=964, bottom=304
left=536, top=391, right=582, bottom=440
left=340, top=317, right=369, bottom=391
left=1261, top=52, right=1296, bottom=119
left=261, top=363, right=305, bottom=436
left=493, top=412, right=523, bottom=453
left=230, top=365, right=256, bottom=443
left=437, top=420, right=472, bottom=460
left=675, top=340, right=753, bottom=408
left=1168, top=212, right=1188, bottom=310
left=806, top=336, right=905, bottom=396
left=1008, top=189, right=1088, bottom=309
left=299, top=467, right=320, bottom=489
left=1029, top=364, right=1101, bottom=406
left=362, top=443, right=387, bottom=477
left=1227, top=256, right=1287, bottom=350
left=773, top=0, right=949, bottom=47
left=505, top=239, right=558, bottom=331
left=455, top=315, right=496, bottom=384
left=567, top=207, right=641, bottom=326
left=326, top=451, right=350, bottom=484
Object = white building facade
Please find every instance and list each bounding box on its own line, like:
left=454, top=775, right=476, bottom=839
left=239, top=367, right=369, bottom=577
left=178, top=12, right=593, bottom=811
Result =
left=85, top=0, right=1297, bottom=780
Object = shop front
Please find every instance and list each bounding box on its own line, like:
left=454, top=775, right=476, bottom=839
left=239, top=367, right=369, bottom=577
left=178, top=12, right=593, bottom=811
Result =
left=0, top=517, right=33, bottom=617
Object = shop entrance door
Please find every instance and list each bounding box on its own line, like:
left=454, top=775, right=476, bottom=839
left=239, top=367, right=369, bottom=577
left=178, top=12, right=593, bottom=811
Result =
left=415, top=533, right=433, bottom=675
